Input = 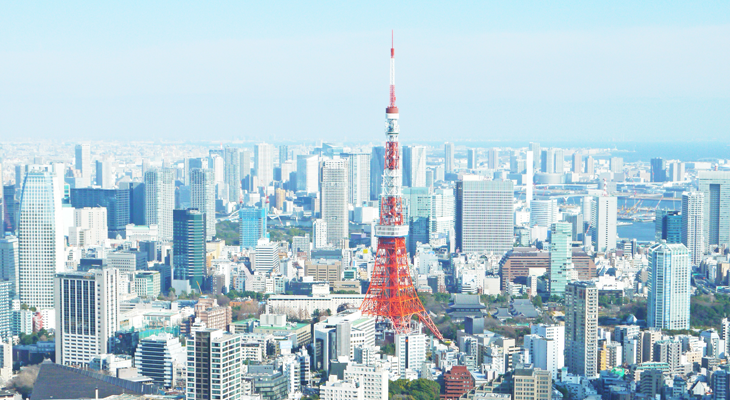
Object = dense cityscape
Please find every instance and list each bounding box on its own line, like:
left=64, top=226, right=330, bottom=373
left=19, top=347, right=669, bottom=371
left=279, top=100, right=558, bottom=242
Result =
left=3, top=5, right=730, bottom=400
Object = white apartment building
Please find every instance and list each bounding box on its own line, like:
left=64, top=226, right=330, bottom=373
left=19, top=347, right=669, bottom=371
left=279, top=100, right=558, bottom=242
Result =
left=69, top=207, right=108, bottom=247
left=395, top=333, right=427, bottom=379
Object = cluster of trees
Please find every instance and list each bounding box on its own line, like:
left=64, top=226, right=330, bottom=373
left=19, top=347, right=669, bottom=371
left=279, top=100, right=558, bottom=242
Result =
left=215, top=221, right=239, bottom=246
left=690, top=294, right=730, bottom=329
left=268, top=227, right=308, bottom=244
left=389, top=379, right=441, bottom=400
left=226, top=289, right=269, bottom=301
left=18, top=329, right=52, bottom=345
left=598, top=295, right=625, bottom=308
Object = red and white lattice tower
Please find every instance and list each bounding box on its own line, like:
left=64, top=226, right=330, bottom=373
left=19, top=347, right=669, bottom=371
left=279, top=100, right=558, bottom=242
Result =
left=359, top=33, right=444, bottom=341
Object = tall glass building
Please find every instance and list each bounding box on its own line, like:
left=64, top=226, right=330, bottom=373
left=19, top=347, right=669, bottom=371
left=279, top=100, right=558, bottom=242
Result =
left=647, top=242, right=691, bottom=330
left=190, top=168, right=216, bottom=240
left=70, top=188, right=130, bottom=238
left=173, top=209, right=206, bottom=288
left=18, top=165, right=64, bottom=311
left=239, top=207, right=268, bottom=250
left=145, top=169, right=175, bottom=241
left=549, top=222, right=573, bottom=297
left=682, top=191, right=705, bottom=266
left=456, top=176, right=514, bottom=254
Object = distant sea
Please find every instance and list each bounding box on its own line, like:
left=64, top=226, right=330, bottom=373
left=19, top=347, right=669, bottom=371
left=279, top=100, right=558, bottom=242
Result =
left=419, top=140, right=730, bottom=163
left=617, top=221, right=656, bottom=243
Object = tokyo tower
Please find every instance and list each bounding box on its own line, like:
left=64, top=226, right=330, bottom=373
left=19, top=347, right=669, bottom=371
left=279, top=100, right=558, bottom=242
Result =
left=359, top=33, right=444, bottom=341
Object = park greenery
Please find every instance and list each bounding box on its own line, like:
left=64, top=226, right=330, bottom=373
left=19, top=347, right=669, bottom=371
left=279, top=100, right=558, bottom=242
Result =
left=388, top=379, right=441, bottom=400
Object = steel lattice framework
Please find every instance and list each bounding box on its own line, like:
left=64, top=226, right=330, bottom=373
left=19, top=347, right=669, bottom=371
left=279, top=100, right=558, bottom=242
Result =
left=359, top=33, right=444, bottom=341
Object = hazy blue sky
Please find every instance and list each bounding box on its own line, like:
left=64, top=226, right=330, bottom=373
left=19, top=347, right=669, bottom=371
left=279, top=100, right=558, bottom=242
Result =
left=2, top=2, right=729, bottom=143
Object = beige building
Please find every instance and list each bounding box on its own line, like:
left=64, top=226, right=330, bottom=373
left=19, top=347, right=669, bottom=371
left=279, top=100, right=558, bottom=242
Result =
left=512, top=368, right=552, bottom=400
left=305, top=260, right=342, bottom=282
left=195, top=297, right=232, bottom=331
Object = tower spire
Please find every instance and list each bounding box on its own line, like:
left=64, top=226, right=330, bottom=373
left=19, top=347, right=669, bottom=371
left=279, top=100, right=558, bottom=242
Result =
left=360, top=33, right=443, bottom=342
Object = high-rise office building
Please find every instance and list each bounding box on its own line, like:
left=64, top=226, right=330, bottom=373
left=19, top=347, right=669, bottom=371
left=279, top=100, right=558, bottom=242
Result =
left=75, top=144, right=91, bottom=188
left=609, top=157, right=623, bottom=173
left=585, top=156, right=595, bottom=176
left=444, top=142, right=455, bottom=174
left=682, top=191, right=705, bottom=265
left=321, top=159, right=348, bottom=248
left=550, top=222, right=573, bottom=297
left=647, top=242, right=691, bottom=330
left=190, top=168, right=216, bottom=240
left=0, top=237, right=18, bottom=294
left=296, top=155, right=319, bottom=194
left=144, top=169, right=175, bottom=241
left=344, top=152, right=370, bottom=206
left=466, top=149, right=477, bottom=170
left=279, top=145, right=289, bottom=165
left=184, top=157, right=206, bottom=186
left=668, top=161, right=685, bottom=182
left=651, top=158, right=667, bottom=182
left=488, top=148, right=499, bottom=170
left=239, top=207, right=268, bottom=249
left=456, top=176, right=514, bottom=254
left=18, top=165, right=64, bottom=311
left=240, top=150, right=252, bottom=191
left=403, top=146, right=427, bottom=188
left=3, top=185, right=17, bottom=233
left=95, top=160, right=113, bottom=189
left=254, top=143, right=275, bottom=189
left=540, top=149, right=554, bottom=173
left=173, top=209, right=206, bottom=288
left=186, top=329, right=242, bottom=400
left=526, top=324, right=565, bottom=377
left=70, top=188, right=131, bottom=239
left=54, top=268, right=120, bottom=366
left=254, top=241, right=280, bottom=275
left=591, top=196, right=617, bottom=253
left=223, top=147, right=241, bottom=201
left=530, top=199, right=559, bottom=228
left=529, top=142, right=541, bottom=171
left=572, top=152, right=583, bottom=174
left=565, top=281, right=598, bottom=378
left=370, top=146, right=386, bottom=201
left=698, top=171, right=730, bottom=248
left=134, top=332, right=185, bottom=389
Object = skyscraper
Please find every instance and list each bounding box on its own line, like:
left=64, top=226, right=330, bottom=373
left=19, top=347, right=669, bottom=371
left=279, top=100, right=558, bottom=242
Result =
left=530, top=199, right=559, bottom=228
left=529, top=142, right=541, bottom=171
left=572, top=152, right=583, bottom=174
left=585, top=156, right=595, bottom=176
left=144, top=169, right=175, bottom=241
left=591, top=196, right=617, bottom=253
left=186, top=329, right=242, bottom=400
left=240, top=150, right=252, bottom=191
left=18, top=165, right=64, bottom=311
left=312, top=219, right=328, bottom=249
left=651, top=158, right=667, bottom=182
left=698, top=171, right=730, bottom=248
left=403, top=146, right=427, bottom=188
left=565, top=281, right=598, bottom=378
left=370, top=146, right=386, bottom=201
left=54, top=268, right=120, bottom=366
left=95, top=160, right=113, bottom=189
left=239, top=207, right=268, bottom=249
left=550, top=222, right=573, bottom=297
left=0, top=237, right=18, bottom=294
left=321, top=159, right=348, bottom=248
left=343, top=152, right=370, bottom=206
left=466, top=149, right=477, bottom=169
left=278, top=145, right=289, bottom=165
left=682, top=191, right=705, bottom=265
left=74, top=144, right=91, bottom=188
left=173, top=209, right=206, bottom=288
left=254, top=143, right=275, bottom=189
left=456, top=176, right=514, bottom=254
left=224, top=147, right=241, bottom=201
left=609, top=157, right=623, bottom=173
left=184, top=157, right=206, bottom=186
left=190, top=168, right=216, bottom=240
left=70, top=187, right=131, bottom=239
left=444, top=142, right=455, bottom=174
left=297, top=155, right=319, bottom=194
left=3, top=185, right=17, bottom=233
left=647, top=242, right=691, bottom=330
left=488, top=148, right=499, bottom=170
